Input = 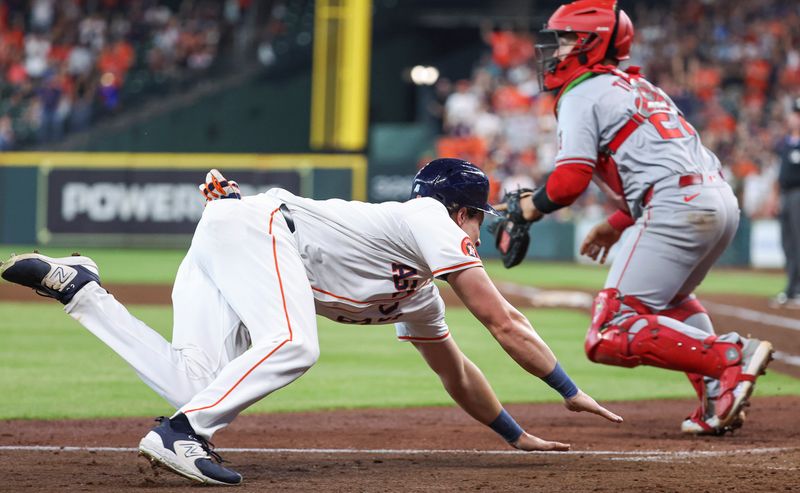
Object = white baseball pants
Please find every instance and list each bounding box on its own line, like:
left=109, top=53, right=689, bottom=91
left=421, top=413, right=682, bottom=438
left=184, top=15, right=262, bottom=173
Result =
left=66, top=195, right=319, bottom=439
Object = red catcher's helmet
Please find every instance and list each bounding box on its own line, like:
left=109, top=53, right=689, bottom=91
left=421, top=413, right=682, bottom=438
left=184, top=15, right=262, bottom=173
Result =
left=536, top=0, right=634, bottom=91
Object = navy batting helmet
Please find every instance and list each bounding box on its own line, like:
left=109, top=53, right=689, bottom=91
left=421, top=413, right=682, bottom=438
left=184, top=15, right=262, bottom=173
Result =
left=410, top=158, right=500, bottom=216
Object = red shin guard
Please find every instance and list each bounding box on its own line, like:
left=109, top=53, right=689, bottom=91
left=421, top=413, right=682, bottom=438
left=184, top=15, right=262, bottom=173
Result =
left=588, top=315, right=741, bottom=376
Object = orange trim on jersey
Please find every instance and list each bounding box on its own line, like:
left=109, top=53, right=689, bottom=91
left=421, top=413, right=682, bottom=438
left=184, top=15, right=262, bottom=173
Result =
left=397, top=331, right=451, bottom=342
left=431, top=260, right=482, bottom=276
left=185, top=207, right=294, bottom=415
left=311, top=286, right=417, bottom=305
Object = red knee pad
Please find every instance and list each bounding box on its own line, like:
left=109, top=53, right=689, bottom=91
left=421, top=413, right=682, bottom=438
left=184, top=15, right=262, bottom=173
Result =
left=585, top=288, right=639, bottom=367
left=661, top=295, right=707, bottom=322
left=585, top=289, right=653, bottom=366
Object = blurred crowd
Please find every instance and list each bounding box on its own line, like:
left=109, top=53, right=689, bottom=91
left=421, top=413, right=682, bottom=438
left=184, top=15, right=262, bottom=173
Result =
left=0, top=0, right=252, bottom=150
left=432, top=0, right=800, bottom=220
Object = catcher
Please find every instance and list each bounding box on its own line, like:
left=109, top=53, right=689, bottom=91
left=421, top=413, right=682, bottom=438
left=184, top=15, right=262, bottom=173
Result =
left=492, top=0, right=773, bottom=435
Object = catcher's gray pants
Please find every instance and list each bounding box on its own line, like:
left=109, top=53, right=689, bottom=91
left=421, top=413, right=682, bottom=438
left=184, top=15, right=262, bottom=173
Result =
left=780, top=188, right=800, bottom=298
left=606, top=177, right=742, bottom=331
left=604, top=176, right=742, bottom=397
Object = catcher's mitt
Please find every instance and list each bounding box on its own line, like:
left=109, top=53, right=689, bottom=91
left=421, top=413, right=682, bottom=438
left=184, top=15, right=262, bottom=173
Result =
left=490, top=188, right=535, bottom=269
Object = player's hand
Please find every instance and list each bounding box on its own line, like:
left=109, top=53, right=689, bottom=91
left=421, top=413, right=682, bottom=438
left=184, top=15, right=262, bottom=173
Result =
left=564, top=389, right=623, bottom=423
left=580, top=220, right=622, bottom=264
left=511, top=431, right=570, bottom=452
left=199, top=169, right=241, bottom=202
left=493, top=190, right=542, bottom=222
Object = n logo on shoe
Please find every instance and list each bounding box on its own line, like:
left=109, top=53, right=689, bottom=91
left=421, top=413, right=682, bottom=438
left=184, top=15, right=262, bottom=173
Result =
left=177, top=442, right=207, bottom=459
left=44, top=266, right=76, bottom=290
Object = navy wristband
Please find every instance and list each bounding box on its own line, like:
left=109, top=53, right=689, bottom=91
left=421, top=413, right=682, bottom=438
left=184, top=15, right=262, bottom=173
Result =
left=489, top=409, right=524, bottom=443
left=543, top=362, right=579, bottom=399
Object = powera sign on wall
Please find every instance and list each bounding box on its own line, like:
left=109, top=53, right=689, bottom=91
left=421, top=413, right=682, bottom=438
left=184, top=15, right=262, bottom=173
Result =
left=44, top=169, right=300, bottom=236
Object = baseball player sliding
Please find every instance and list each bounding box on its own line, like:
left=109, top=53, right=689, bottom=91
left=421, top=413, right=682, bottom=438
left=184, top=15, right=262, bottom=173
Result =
left=1, top=160, right=621, bottom=486
left=492, top=0, right=773, bottom=436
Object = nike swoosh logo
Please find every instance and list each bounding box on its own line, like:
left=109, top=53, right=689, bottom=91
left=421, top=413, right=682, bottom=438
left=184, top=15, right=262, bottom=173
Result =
left=683, top=193, right=700, bottom=202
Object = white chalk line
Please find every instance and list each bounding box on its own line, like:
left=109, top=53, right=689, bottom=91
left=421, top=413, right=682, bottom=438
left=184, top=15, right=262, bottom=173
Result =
left=702, top=301, right=800, bottom=333
left=496, top=283, right=800, bottom=368
left=0, top=445, right=794, bottom=459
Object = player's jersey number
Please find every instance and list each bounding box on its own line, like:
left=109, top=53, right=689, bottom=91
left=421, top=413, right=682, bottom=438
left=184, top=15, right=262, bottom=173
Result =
left=615, top=75, right=696, bottom=141
left=334, top=262, right=419, bottom=325
left=648, top=112, right=696, bottom=140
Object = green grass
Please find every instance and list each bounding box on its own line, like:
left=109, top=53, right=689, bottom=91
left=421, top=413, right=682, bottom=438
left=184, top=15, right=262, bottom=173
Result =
left=0, top=246, right=793, bottom=420
left=1, top=302, right=797, bottom=420
left=0, top=245, right=183, bottom=284
left=483, top=260, right=785, bottom=297
left=1, top=245, right=785, bottom=296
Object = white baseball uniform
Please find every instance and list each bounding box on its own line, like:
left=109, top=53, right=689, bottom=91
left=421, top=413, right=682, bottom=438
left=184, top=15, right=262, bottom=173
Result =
left=65, top=190, right=482, bottom=438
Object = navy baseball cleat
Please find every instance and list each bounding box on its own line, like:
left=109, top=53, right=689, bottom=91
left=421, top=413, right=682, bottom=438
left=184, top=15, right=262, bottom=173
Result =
left=138, top=416, right=242, bottom=486
left=0, top=252, right=100, bottom=305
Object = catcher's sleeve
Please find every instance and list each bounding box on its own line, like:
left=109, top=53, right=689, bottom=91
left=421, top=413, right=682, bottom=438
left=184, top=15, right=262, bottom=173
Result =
left=532, top=163, right=593, bottom=213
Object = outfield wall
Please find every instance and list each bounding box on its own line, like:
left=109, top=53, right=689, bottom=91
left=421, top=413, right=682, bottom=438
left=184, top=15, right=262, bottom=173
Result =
left=0, top=151, right=779, bottom=268
left=0, top=152, right=366, bottom=248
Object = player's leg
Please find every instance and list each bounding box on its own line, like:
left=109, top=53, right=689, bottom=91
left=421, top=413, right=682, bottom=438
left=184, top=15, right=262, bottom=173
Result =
left=783, top=189, right=800, bottom=300
left=589, top=188, right=771, bottom=432
left=586, top=288, right=772, bottom=431
left=175, top=197, right=319, bottom=439
left=664, top=185, right=751, bottom=431
left=63, top=244, right=249, bottom=408
left=603, top=202, right=725, bottom=311
left=139, top=197, right=318, bottom=485
left=673, top=185, right=740, bottom=302
left=658, top=296, right=724, bottom=433
left=0, top=248, right=236, bottom=409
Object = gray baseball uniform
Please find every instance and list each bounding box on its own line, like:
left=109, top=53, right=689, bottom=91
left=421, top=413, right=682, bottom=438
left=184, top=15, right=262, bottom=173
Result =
left=555, top=69, right=740, bottom=339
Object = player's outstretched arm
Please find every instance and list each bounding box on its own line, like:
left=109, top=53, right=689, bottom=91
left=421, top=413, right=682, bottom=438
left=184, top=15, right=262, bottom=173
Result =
left=448, top=267, right=557, bottom=376
left=447, top=267, right=623, bottom=424
left=412, top=337, right=570, bottom=451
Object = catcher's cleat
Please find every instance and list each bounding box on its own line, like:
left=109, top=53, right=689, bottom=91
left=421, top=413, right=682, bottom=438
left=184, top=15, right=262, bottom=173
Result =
left=0, top=253, right=100, bottom=305
left=683, top=338, right=773, bottom=435
left=138, top=417, right=242, bottom=486
left=715, top=338, right=773, bottom=429
left=680, top=407, right=745, bottom=436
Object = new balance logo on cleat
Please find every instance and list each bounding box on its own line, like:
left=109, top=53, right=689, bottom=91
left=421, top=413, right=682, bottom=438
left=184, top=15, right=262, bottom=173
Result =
left=43, top=266, right=77, bottom=290
left=177, top=442, right=208, bottom=459
left=138, top=417, right=242, bottom=486
left=0, top=253, right=100, bottom=305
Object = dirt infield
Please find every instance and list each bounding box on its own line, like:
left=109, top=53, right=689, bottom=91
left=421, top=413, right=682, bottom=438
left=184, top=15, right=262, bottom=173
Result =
left=1, top=397, right=799, bottom=492
left=1, top=281, right=799, bottom=491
